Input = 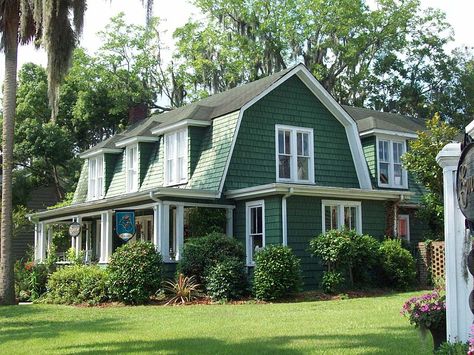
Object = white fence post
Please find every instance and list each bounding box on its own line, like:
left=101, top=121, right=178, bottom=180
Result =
left=436, top=142, right=473, bottom=342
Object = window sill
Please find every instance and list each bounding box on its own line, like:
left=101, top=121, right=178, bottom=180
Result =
left=276, top=179, right=315, bottom=185
left=163, top=181, right=188, bottom=188
left=377, top=183, right=408, bottom=190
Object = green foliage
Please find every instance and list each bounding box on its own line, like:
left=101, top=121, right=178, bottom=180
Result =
left=48, top=192, right=74, bottom=210
left=402, top=114, right=458, bottom=197
left=14, top=260, right=49, bottom=301
left=43, top=265, right=109, bottom=305
left=253, top=245, right=301, bottom=301
left=417, top=192, right=444, bottom=240
left=434, top=341, right=469, bottom=355
left=163, top=273, right=202, bottom=305
left=13, top=205, right=32, bottom=237
left=205, top=258, right=248, bottom=302
left=309, top=229, right=380, bottom=287
left=108, top=241, right=163, bottom=304
left=178, top=232, right=245, bottom=286
left=186, top=207, right=226, bottom=237
left=66, top=248, right=85, bottom=265
left=321, top=271, right=344, bottom=294
left=379, top=239, right=416, bottom=290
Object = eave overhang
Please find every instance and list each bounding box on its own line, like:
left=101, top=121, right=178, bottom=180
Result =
left=225, top=183, right=414, bottom=201
left=115, top=136, right=159, bottom=148
left=359, top=129, right=418, bottom=139
left=79, top=148, right=123, bottom=159
left=151, top=119, right=211, bottom=136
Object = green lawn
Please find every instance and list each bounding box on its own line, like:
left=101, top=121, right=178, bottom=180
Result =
left=0, top=292, right=433, bottom=354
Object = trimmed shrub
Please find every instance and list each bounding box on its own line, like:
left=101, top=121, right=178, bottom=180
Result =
left=43, top=265, right=108, bottom=305
left=205, top=258, right=248, bottom=301
left=108, top=241, right=162, bottom=304
left=379, top=239, right=416, bottom=290
left=253, top=245, right=302, bottom=301
left=434, top=341, right=468, bottom=354
left=309, top=229, right=380, bottom=287
left=178, top=232, right=245, bottom=286
left=320, top=271, right=344, bottom=294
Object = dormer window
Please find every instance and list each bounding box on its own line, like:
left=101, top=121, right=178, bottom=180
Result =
left=126, top=145, right=139, bottom=192
left=377, top=138, right=407, bottom=188
left=164, top=129, right=188, bottom=186
left=88, top=155, right=104, bottom=200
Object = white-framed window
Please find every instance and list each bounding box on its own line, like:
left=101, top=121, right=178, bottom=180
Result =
left=275, top=125, right=314, bottom=183
left=164, top=128, right=188, bottom=186
left=87, top=155, right=104, bottom=200
left=377, top=137, right=407, bottom=188
left=126, top=144, right=139, bottom=193
left=397, top=214, right=410, bottom=242
left=246, top=200, right=265, bottom=265
left=322, top=200, right=362, bottom=234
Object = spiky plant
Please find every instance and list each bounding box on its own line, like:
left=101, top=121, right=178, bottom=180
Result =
left=163, top=273, right=201, bottom=305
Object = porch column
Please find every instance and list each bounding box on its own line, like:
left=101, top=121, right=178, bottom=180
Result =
left=436, top=142, right=473, bottom=342
left=175, top=205, right=184, bottom=260
left=153, top=202, right=162, bottom=251
left=35, top=222, right=46, bottom=262
left=47, top=225, right=53, bottom=257
left=226, top=208, right=233, bottom=237
left=161, top=204, right=170, bottom=260
left=75, top=216, right=82, bottom=257
left=100, top=210, right=113, bottom=264
left=85, top=222, right=91, bottom=262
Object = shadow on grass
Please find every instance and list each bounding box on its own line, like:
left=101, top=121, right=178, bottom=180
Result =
left=0, top=306, right=120, bottom=345
left=55, top=326, right=428, bottom=355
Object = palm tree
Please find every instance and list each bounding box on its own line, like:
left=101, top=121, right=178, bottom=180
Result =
left=0, top=1, right=153, bottom=305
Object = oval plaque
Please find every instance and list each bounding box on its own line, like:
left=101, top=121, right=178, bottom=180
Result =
left=457, top=143, right=474, bottom=221
left=468, top=249, right=474, bottom=277
left=68, top=222, right=81, bottom=238
left=470, top=290, right=474, bottom=314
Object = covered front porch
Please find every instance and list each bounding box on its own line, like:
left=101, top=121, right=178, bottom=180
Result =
left=32, top=199, right=234, bottom=265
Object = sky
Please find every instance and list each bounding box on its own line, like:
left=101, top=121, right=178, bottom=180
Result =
left=0, top=0, right=473, bottom=84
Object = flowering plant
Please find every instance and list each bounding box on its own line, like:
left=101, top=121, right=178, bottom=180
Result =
left=468, top=323, right=474, bottom=355
left=401, top=290, right=446, bottom=329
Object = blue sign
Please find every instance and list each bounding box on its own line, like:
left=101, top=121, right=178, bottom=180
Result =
left=116, top=210, right=135, bottom=241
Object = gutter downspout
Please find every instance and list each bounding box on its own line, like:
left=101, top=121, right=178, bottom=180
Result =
left=393, top=194, right=405, bottom=236
left=282, top=187, right=294, bottom=246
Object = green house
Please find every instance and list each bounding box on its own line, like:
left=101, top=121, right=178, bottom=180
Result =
left=31, top=64, right=425, bottom=288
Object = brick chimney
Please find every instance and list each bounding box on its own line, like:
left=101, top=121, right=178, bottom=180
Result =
left=128, top=103, right=148, bottom=125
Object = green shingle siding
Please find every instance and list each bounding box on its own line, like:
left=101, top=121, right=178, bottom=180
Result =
left=361, top=200, right=387, bottom=239
left=362, top=136, right=376, bottom=186
left=187, top=111, right=239, bottom=191
left=106, top=152, right=126, bottom=197
left=72, top=160, right=88, bottom=204
left=140, top=138, right=164, bottom=190
left=224, top=76, right=359, bottom=191
left=139, top=142, right=155, bottom=185
left=104, top=154, right=118, bottom=191
left=189, top=127, right=206, bottom=178
left=264, top=196, right=282, bottom=245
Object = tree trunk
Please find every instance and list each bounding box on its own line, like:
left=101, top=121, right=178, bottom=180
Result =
left=0, top=19, right=19, bottom=306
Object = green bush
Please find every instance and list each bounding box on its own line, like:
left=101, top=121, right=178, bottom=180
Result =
left=253, top=245, right=301, bottom=301
left=43, top=265, right=108, bottom=305
left=379, top=239, right=416, bottom=290
left=434, top=341, right=469, bottom=354
left=108, top=241, right=162, bottom=304
left=205, top=258, right=248, bottom=301
left=15, top=260, right=49, bottom=301
left=309, top=229, right=380, bottom=287
left=321, top=271, right=344, bottom=294
left=178, top=232, right=245, bottom=286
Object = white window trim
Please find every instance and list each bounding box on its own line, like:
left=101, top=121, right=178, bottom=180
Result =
left=275, top=124, right=315, bottom=184
left=164, top=128, right=188, bottom=187
left=321, top=200, right=362, bottom=234
left=397, top=214, right=410, bottom=242
left=87, top=155, right=104, bottom=201
left=125, top=144, right=139, bottom=193
left=376, top=136, right=408, bottom=189
left=246, top=200, right=265, bottom=266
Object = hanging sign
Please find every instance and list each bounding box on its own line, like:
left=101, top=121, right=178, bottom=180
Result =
left=457, top=143, right=474, bottom=221
left=115, top=210, right=135, bottom=242
left=68, top=222, right=81, bottom=238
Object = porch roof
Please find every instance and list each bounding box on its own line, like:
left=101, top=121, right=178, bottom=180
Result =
left=28, top=187, right=220, bottom=222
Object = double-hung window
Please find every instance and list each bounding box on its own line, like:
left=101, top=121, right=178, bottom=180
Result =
left=397, top=214, right=410, bottom=242
left=165, top=129, right=188, bottom=186
left=377, top=138, right=407, bottom=188
left=322, top=200, right=362, bottom=233
left=88, top=155, right=104, bottom=200
left=126, top=145, right=138, bottom=193
left=246, top=200, right=265, bottom=265
left=276, top=125, right=314, bottom=183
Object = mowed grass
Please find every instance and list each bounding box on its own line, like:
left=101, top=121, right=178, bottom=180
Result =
left=0, top=292, right=432, bottom=355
